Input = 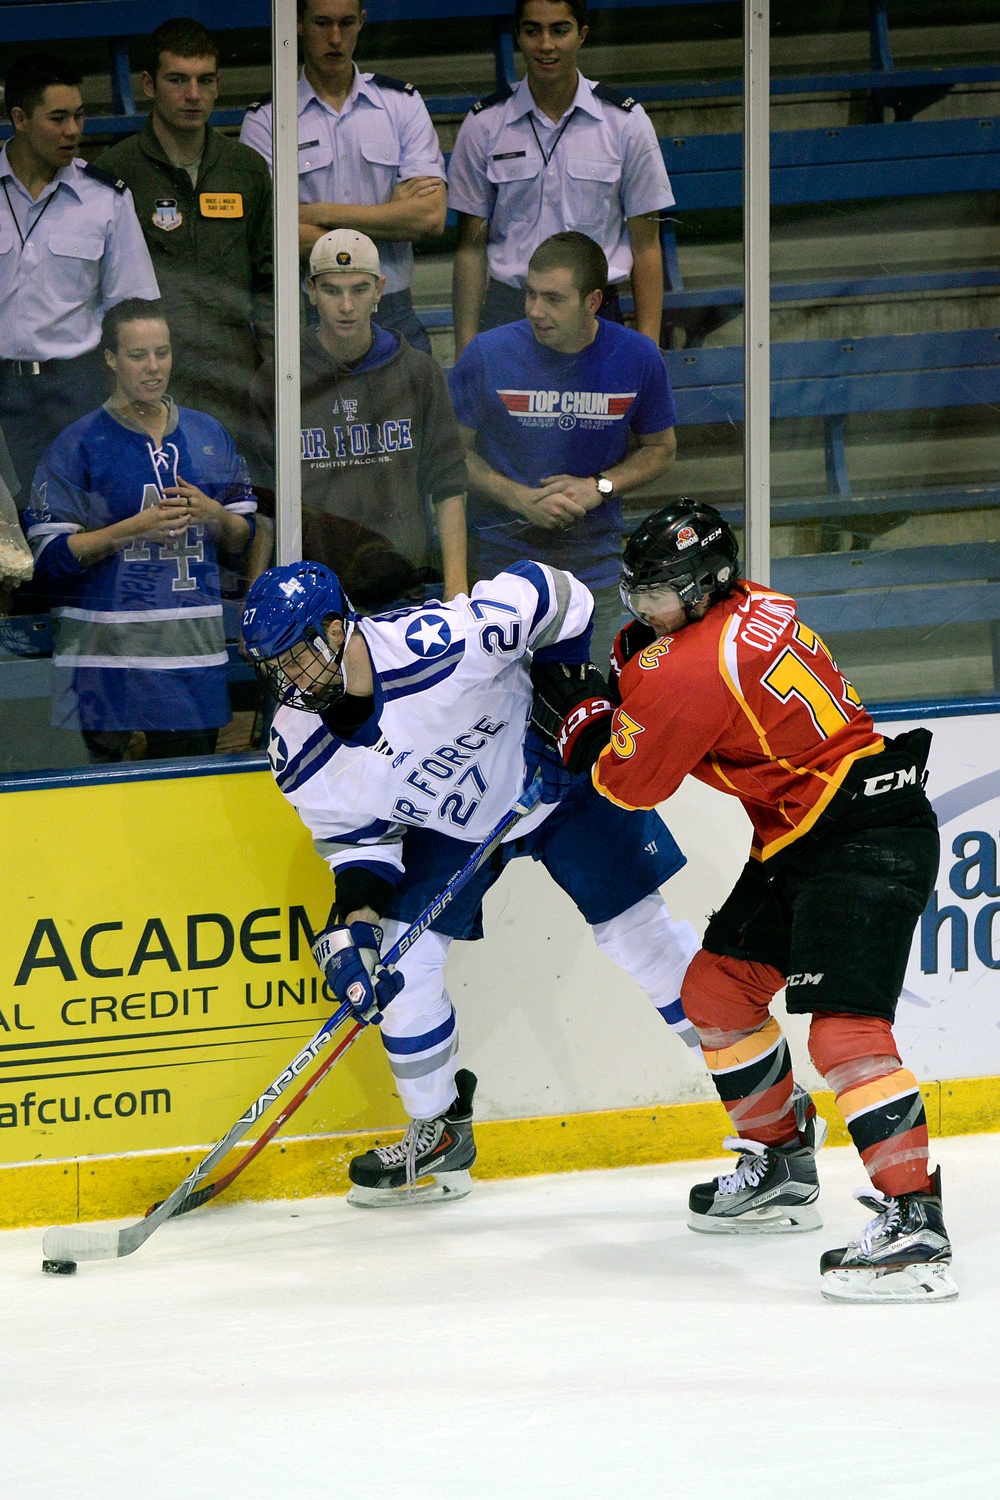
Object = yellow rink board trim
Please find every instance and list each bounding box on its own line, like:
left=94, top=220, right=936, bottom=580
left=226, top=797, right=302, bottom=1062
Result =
left=2, top=1074, right=998, bottom=1231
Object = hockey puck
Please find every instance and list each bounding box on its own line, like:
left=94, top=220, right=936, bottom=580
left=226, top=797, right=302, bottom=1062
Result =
left=42, top=1258, right=77, bottom=1276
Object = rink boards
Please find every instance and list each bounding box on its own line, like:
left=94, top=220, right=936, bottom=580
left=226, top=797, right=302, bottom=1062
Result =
left=1, top=702, right=999, bottom=1228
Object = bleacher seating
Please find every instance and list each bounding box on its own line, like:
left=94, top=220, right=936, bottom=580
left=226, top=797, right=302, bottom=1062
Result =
left=2, top=0, right=999, bottom=140
left=656, top=328, right=1000, bottom=688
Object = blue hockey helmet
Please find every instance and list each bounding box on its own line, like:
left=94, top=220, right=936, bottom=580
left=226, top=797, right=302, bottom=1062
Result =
left=241, top=561, right=356, bottom=712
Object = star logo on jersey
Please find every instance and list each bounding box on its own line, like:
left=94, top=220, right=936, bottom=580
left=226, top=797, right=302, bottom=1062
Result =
left=268, top=728, right=289, bottom=774
left=404, top=614, right=452, bottom=658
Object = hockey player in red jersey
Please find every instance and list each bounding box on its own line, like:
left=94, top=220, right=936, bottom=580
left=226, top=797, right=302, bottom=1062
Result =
left=529, top=501, right=956, bottom=1302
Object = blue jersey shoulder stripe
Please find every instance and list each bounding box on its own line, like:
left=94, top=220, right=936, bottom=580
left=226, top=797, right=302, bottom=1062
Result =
left=275, top=725, right=338, bottom=794
left=379, top=636, right=465, bottom=686
left=383, top=656, right=463, bottom=702
left=504, top=560, right=551, bottom=637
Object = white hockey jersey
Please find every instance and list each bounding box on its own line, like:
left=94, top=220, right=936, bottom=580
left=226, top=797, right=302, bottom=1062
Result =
left=267, top=561, right=593, bottom=889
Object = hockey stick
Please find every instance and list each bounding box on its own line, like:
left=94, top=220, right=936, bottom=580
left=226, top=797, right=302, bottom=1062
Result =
left=145, top=1018, right=366, bottom=1219
left=42, top=774, right=543, bottom=1265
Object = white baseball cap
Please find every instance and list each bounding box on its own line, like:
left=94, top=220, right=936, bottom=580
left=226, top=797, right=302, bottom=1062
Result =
left=309, top=229, right=381, bottom=279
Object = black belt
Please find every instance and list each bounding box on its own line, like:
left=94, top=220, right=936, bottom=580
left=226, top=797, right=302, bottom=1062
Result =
left=1, top=356, right=62, bottom=376
left=0, top=351, right=99, bottom=377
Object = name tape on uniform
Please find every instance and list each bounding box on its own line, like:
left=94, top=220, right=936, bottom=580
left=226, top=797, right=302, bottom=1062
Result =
left=199, top=193, right=244, bottom=219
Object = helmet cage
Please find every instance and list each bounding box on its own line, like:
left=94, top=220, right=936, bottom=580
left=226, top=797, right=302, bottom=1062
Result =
left=252, top=617, right=350, bottom=713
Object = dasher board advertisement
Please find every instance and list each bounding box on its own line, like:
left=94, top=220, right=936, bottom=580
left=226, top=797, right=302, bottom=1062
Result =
left=0, top=770, right=403, bottom=1165
left=889, top=707, right=1000, bottom=1080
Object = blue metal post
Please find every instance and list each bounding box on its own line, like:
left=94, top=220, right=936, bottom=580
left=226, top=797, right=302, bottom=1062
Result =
left=108, top=38, right=137, bottom=118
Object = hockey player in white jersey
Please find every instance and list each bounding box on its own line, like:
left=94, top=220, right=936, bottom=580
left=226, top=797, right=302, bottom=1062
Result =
left=241, top=557, right=699, bottom=1205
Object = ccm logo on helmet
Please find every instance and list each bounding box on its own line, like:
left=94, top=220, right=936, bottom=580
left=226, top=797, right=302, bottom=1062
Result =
left=864, top=766, right=919, bottom=796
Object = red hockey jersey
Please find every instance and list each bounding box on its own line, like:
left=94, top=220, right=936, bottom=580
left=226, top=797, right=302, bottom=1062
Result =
left=593, top=583, right=884, bottom=861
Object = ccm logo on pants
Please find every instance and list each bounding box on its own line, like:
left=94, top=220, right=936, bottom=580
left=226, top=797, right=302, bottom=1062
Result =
left=863, top=766, right=918, bottom=796
left=787, top=973, right=824, bottom=987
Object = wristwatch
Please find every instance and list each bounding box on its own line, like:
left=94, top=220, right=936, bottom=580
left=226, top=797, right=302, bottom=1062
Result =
left=593, top=473, right=614, bottom=497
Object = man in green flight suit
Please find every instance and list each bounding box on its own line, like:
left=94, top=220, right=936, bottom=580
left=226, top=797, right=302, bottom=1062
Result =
left=98, top=17, right=273, bottom=452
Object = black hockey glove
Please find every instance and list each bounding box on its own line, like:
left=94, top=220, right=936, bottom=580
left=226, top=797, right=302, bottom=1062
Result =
left=529, top=660, right=615, bottom=777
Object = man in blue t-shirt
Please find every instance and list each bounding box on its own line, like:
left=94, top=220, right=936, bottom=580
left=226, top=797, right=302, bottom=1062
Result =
left=447, top=230, right=677, bottom=666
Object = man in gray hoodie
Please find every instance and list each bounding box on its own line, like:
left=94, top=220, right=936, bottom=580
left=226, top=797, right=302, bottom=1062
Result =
left=246, top=229, right=466, bottom=609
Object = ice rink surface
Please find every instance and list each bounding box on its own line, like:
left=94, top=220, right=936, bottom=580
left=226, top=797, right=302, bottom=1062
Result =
left=2, top=1135, right=998, bottom=1500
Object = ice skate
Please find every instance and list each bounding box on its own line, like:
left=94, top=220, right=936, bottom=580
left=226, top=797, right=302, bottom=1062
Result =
left=688, top=1134, right=822, bottom=1234
left=820, top=1167, right=958, bottom=1303
left=347, top=1069, right=477, bottom=1208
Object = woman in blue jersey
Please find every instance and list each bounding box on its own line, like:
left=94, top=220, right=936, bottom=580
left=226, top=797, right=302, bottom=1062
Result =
left=24, top=298, right=256, bottom=762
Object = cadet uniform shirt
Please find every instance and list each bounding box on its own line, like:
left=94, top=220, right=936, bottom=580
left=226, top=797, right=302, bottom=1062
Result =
left=446, top=73, right=673, bottom=289
left=594, top=584, right=884, bottom=861
left=0, top=147, right=158, bottom=362
left=239, top=69, right=445, bottom=298
left=448, top=317, right=677, bottom=589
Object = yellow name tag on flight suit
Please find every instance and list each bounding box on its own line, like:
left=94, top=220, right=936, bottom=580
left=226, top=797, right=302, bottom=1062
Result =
left=199, top=193, right=244, bottom=218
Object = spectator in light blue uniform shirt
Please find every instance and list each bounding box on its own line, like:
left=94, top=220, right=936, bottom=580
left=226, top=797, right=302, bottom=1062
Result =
left=0, top=53, right=158, bottom=501
left=448, top=0, right=673, bottom=356
left=239, top=0, right=446, bottom=355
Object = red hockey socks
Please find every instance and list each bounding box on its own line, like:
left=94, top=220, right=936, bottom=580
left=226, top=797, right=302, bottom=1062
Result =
left=809, top=1012, right=932, bottom=1197
left=682, top=950, right=798, bottom=1147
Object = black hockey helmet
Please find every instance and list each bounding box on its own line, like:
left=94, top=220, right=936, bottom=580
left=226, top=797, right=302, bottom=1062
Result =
left=620, top=501, right=740, bottom=621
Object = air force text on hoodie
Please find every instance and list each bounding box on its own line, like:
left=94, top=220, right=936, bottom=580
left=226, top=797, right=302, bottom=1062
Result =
left=268, top=563, right=594, bottom=887
left=24, top=398, right=256, bottom=732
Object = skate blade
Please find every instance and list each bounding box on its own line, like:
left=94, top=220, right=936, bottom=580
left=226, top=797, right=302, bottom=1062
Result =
left=688, top=1201, right=823, bottom=1235
left=821, top=1261, right=958, bottom=1304
left=346, top=1168, right=474, bottom=1209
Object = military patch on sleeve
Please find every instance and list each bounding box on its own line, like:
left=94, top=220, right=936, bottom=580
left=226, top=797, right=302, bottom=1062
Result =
left=153, top=199, right=182, bottom=231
